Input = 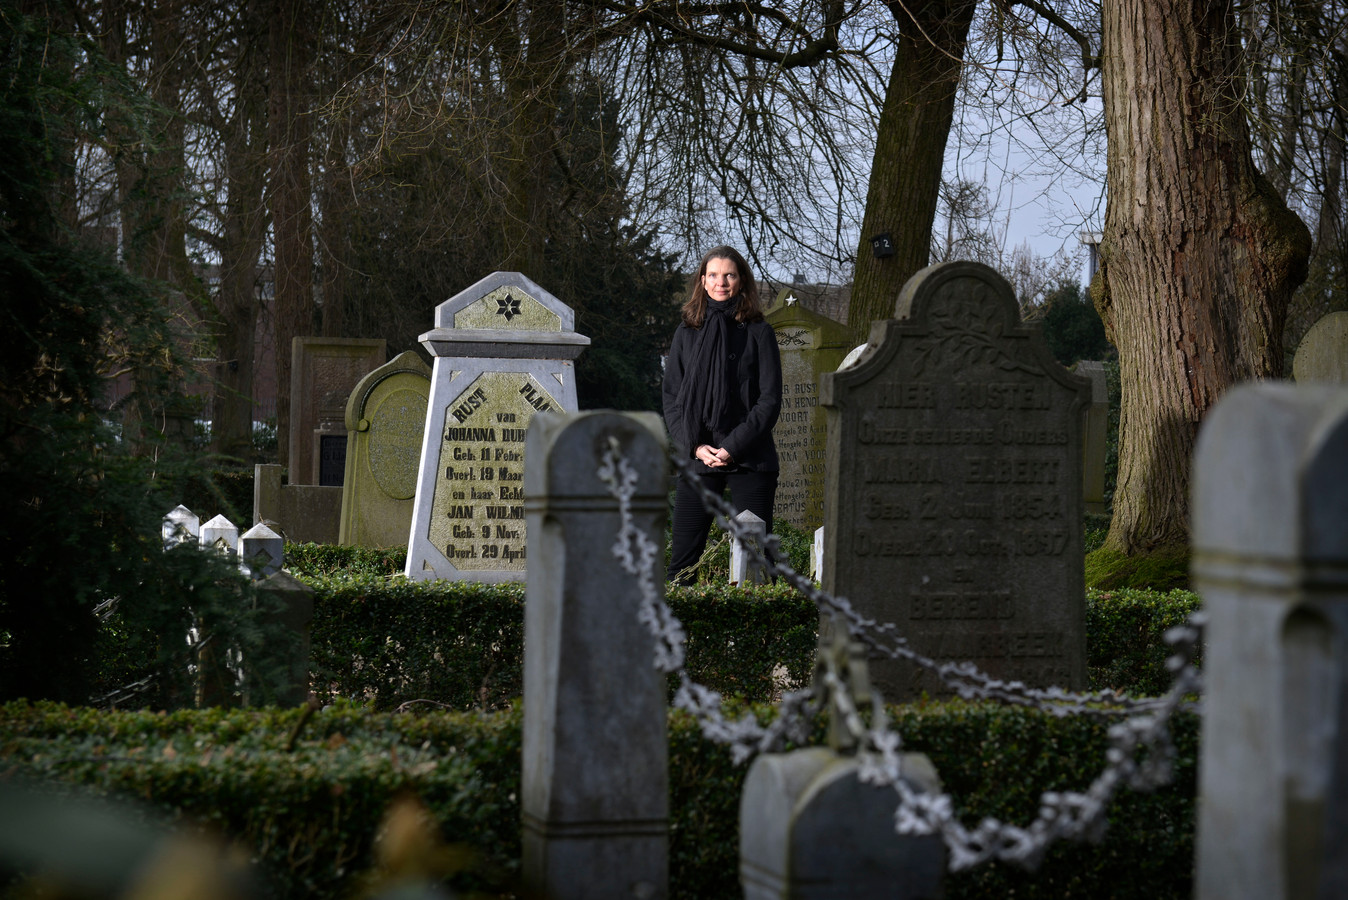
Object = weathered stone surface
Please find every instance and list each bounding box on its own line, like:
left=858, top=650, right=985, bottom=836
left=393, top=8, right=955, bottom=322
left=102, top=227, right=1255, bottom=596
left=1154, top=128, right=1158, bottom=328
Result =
left=821, top=261, right=1090, bottom=700
left=288, top=337, right=386, bottom=485
left=1293, top=310, right=1348, bottom=385
left=740, top=748, right=945, bottom=899
left=253, top=464, right=341, bottom=544
left=162, top=504, right=199, bottom=549
left=407, top=273, right=589, bottom=582
left=199, top=514, right=239, bottom=559
left=521, top=410, right=668, bottom=900
left=730, top=510, right=770, bottom=585
left=767, top=293, right=852, bottom=531
left=1193, top=383, right=1348, bottom=900
left=338, top=351, right=432, bottom=548
left=1075, top=360, right=1109, bottom=515
left=240, top=522, right=283, bottom=579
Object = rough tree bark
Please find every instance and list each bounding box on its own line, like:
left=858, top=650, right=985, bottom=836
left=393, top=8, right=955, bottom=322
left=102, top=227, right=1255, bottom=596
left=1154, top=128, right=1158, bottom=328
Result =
left=847, top=0, right=977, bottom=339
left=211, top=13, right=270, bottom=462
left=1096, top=0, right=1311, bottom=554
left=495, top=0, right=568, bottom=279
left=268, top=0, right=316, bottom=474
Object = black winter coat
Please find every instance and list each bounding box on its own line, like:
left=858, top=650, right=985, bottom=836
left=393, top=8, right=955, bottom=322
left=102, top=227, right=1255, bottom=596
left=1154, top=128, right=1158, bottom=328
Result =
left=662, top=317, right=782, bottom=472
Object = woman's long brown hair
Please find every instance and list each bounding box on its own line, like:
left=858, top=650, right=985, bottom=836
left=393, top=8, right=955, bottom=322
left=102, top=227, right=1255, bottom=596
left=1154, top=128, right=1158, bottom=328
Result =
left=680, top=246, right=763, bottom=328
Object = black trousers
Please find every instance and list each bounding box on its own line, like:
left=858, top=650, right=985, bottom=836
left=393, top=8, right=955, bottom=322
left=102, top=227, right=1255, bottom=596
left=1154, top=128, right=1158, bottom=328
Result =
left=667, top=468, right=778, bottom=584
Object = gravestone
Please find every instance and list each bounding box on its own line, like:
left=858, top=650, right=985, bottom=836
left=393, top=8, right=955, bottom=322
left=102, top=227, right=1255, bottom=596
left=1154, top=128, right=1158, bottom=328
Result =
left=767, top=290, right=852, bottom=531
left=740, top=635, right=945, bottom=899
left=199, top=514, right=239, bottom=559
left=740, top=749, right=944, bottom=899
left=1075, top=360, right=1109, bottom=515
left=338, top=350, right=432, bottom=548
left=821, top=261, right=1091, bottom=700
left=1192, top=383, right=1348, bottom=900
left=730, top=510, right=770, bottom=585
left=253, top=571, right=315, bottom=708
left=1292, top=310, right=1348, bottom=384
left=162, top=504, right=199, bottom=548
left=521, top=410, right=668, bottom=900
left=288, top=337, right=386, bottom=485
left=406, top=272, right=589, bottom=582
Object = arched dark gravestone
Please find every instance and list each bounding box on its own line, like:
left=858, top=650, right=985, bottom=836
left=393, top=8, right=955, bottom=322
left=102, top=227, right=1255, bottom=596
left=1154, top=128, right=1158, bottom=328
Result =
left=821, top=261, right=1091, bottom=700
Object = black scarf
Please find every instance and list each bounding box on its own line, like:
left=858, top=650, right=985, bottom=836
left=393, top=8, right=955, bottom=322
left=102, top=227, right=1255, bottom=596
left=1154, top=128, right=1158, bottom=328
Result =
left=676, top=296, right=739, bottom=454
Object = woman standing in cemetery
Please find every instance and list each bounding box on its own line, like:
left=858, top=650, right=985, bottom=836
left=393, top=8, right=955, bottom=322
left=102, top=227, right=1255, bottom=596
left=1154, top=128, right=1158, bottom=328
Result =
left=663, top=246, right=782, bottom=584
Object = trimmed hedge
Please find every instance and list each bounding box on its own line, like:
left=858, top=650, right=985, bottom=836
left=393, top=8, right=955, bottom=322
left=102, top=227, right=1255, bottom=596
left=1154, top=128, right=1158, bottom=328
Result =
left=302, top=566, right=1200, bottom=708
left=0, top=700, right=1197, bottom=900
left=307, top=577, right=819, bottom=710
left=1086, top=588, right=1203, bottom=696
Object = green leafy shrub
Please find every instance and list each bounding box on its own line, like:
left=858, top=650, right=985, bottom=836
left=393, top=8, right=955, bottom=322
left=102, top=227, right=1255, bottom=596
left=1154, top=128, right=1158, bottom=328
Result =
left=170, top=468, right=257, bottom=527
left=0, top=701, right=523, bottom=898
left=301, top=574, right=1199, bottom=707
left=1087, top=588, right=1203, bottom=695
left=308, top=577, right=528, bottom=710
left=288, top=542, right=409, bottom=578
left=0, top=700, right=1198, bottom=900
left=306, top=577, right=818, bottom=710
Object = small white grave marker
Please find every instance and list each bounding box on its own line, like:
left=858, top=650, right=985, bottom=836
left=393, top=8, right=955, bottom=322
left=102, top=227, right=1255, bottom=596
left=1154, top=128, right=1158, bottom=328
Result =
left=239, top=522, right=283, bottom=580
left=199, top=514, right=240, bottom=559
left=161, top=504, right=199, bottom=549
left=730, top=509, right=770, bottom=585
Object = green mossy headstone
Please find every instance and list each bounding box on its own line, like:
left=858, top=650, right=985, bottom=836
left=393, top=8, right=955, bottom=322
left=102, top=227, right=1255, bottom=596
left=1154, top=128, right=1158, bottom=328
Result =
left=338, top=350, right=432, bottom=548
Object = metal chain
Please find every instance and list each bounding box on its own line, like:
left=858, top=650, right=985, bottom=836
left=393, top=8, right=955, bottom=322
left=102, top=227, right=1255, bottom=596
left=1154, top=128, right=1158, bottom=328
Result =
left=597, top=440, right=1203, bottom=870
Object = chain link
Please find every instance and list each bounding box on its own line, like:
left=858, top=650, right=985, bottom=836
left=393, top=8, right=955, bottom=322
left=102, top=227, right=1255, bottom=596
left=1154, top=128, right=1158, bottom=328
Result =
left=597, top=441, right=1203, bottom=870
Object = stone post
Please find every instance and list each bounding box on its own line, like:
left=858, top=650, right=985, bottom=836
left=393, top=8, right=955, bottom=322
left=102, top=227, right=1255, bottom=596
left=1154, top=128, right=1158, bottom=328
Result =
left=730, top=510, right=770, bottom=585
left=521, top=410, right=669, bottom=900
left=1193, top=383, right=1348, bottom=900
left=199, top=514, right=240, bottom=559
left=740, top=750, right=945, bottom=899
left=812, top=526, right=824, bottom=582
left=239, top=523, right=283, bottom=580
left=162, top=505, right=199, bottom=549
left=254, top=464, right=283, bottom=526
left=740, top=634, right=946, bottom=898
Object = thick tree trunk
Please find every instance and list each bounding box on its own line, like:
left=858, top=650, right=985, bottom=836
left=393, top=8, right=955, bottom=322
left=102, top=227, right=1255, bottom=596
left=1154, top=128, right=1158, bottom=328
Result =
left=212, top=72, right=269, bottom=461
left=318, top=114, right=352, bottom=338
left=847, top=0, right=976, bottom=339
left=1096, top=0, right=1310, bottom=554
left=268, top=0, right=316, bottom=474
left=497, top=0, right=566, bottom=279
left=98, top=0, right=200, bottom=451
left=195, top=0, right=270, bottom=460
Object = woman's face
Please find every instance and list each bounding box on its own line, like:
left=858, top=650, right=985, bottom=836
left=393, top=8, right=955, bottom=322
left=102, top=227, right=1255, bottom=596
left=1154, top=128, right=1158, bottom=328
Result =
left=701, top=256, right=741, bottom=302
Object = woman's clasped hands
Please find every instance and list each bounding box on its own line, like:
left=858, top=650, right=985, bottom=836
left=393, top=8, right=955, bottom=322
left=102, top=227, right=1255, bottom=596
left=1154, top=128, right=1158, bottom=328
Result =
left=696, top=444, right=733, bottom=468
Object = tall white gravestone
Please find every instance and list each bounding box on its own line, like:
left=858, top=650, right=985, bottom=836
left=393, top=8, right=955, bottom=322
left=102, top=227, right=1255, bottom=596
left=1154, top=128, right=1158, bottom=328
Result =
left=406, top=273, right=589, bottom=582
left=1193, top=383, right=1348, bottom=900
left=521, top=411, right=669, bottom=900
